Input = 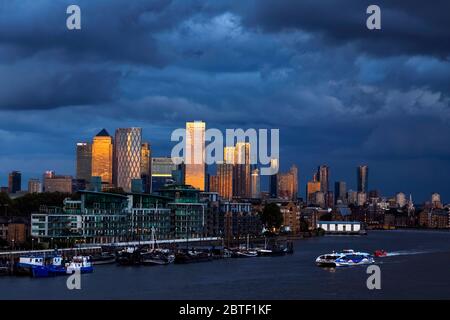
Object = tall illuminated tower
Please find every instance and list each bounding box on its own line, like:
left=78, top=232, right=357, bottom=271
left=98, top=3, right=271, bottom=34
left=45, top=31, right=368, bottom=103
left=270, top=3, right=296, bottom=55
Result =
left=185, top=121, right=206, bottom=191
left=114, top=128, right=142, bottom=192
left=357, top=165, right=369, bottom=193
left=91, top=129, right=113, bottom=188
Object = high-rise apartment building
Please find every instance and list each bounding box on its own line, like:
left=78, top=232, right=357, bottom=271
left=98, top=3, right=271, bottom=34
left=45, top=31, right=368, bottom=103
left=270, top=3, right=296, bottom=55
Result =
left=76, top=142, right=92, bottom=183
left=91, top=129, right=113, bottom=188
left=114, top=128, right=142, bottom=192
left=357, top=165, right=369, bottom=193
left=185, top=121, right=206, bottom=191
left=8, top=171, right=21, bottom=194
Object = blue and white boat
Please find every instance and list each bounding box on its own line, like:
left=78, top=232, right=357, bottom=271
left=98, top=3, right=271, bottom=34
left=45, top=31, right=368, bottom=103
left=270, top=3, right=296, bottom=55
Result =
left=16, top=255, right=67, bottom=277
left=65, top=256, right=94, bottom=274
left=316, top=249, right=374, bottom=267
left=15, top=256, right=48, bottom=277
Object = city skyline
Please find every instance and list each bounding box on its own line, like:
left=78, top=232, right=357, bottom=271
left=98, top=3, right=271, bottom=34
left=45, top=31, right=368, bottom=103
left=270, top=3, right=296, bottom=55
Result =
left=1, top=1, right=450, bottom=202
left=0, top=122, right=446, bottom=205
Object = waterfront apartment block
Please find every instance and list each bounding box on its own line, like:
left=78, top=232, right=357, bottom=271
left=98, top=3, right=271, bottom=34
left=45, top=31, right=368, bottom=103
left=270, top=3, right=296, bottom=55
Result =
left=31, top=191, right=172, bottom=243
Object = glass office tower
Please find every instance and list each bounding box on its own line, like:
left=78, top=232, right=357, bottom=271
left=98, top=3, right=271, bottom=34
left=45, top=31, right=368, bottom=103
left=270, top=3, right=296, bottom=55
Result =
left=114, top=128, right=142, bottom=192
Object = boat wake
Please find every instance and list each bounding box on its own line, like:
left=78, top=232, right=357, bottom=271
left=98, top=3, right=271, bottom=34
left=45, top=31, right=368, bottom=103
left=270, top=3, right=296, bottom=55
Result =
left=386, top=250, right=430, bottom=257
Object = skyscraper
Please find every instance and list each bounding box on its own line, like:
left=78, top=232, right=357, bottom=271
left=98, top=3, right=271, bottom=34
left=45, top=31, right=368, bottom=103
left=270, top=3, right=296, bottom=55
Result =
left=8, top=171, right=21, bottom=194
left=215, top=146, right=234, bottom=200
left=217, top=163, right=233, bottom=200
left=233, top=142, right=251, bottom=198
left=357, top=165, right=369, bottom=193
left=269, top=159, right=279, bottom=198
left=114, top=128, right=142, bottom=192
left=334, top=181, right=347, bottom=203
left=76, top=142, right=92, bottom=183
left=141, top=142, right=152, bottom=193
left=251, top=168, right=261, bottom=199
left=317, top=165, right=329, bottom=193
left=185, top=121, right=206, bottom=191
left=306, top=175, right=321, bottom=205
left=91, top=129, right=113, bottom=188
left=277, top=165, right=298, bottom=201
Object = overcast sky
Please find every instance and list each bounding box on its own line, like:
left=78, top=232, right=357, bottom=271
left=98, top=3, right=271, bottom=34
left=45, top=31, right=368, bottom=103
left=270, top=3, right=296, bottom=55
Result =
left=0, top=0, right=449, bottom=202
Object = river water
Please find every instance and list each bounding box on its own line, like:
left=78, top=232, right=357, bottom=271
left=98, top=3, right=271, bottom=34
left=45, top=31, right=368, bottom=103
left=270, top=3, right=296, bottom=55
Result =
left=1, top=230, right=450, bottom=299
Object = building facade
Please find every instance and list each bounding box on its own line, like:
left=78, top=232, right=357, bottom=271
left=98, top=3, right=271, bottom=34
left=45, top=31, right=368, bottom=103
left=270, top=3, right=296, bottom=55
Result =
left=43, top=172, right=73, bottom=193
left=357, top=165, right=369, bottom=193
left=141, top=142, right=152, bottom=193
left=76, top=142, right=92, bottom=183
left=8, top=171, right=21, bottom=194
left=317, top=165, right=329, bottom=193
left=233, top=142, right=251, bottom=198
left=28, top=179, right=42, bottom=193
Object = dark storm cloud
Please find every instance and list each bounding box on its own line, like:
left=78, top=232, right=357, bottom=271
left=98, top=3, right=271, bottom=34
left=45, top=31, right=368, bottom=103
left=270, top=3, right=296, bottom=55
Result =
left=0, top=63, right=120, bottom=110
left=235, top=0, right=450, bottom=59
left=0, top=0, right=449, bottom=201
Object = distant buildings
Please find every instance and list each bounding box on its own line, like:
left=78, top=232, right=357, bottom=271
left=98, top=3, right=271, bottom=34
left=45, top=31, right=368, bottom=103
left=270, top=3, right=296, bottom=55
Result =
left=334, top=181, right=347, bottom=204
left=8, top=171, right=21, bottom=194
left=269, top=158, right=279, bottom=198
left=306, top=175, right=321, bottom=205
left=151, top=157, right=177, bottom=192
left=43, top=171, right=72, bottom=193
left=140, top=142, right=152, bottom=193
left=357, top=165, right=369, bottom=193
left=233, top=142, right=251, bottom=198
left=217, top=162, right=233, bottom=200
left=277, top=165, right=298, bottom=201
left=76, top=142, right=92, bottom=183
left=317, top=165, right=329, bottom=193
left=251, top=168, right=261, bottom=199
left=431, top=193, right=442, bottom=208
left=396, top=192, right=407, bottom=207
left=28, top=178, right=42, bottom=193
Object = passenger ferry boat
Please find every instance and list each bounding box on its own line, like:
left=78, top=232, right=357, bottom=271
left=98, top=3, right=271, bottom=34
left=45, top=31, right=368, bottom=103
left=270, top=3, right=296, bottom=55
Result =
left=65, top=256, right=94, bottom=274
left=315, top=249, right=374, bottom=267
